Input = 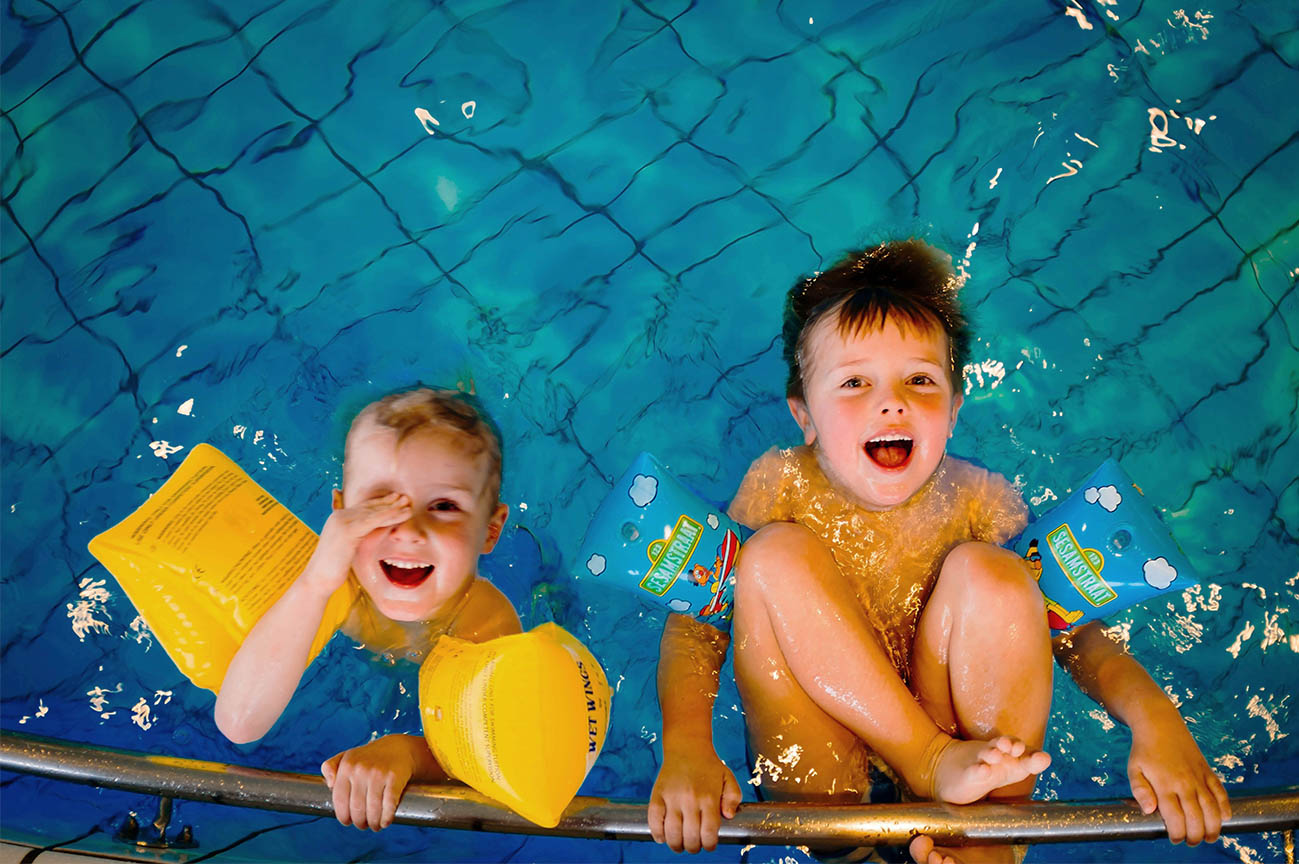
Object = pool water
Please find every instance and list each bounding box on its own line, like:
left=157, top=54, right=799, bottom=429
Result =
left=2, top=0, right=1296, bottom=861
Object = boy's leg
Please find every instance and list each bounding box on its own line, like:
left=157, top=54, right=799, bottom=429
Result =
left=907, top=542, right=1053, bottom=864
left=735, top=589, right=875, bottom=802
left=733, top=523, right=1047, bottom=805
left=911, top=540, right=1055, bottom=799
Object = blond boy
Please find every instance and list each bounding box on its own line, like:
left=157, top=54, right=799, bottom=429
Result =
left=215, top=388, right=519, bottom=830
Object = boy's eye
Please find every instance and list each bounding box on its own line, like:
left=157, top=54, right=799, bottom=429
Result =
left=841, top=376, right=866, bottom=389
left=429, top=500, right=461, bottom=512
left=908, top=374, right=936, bottom=386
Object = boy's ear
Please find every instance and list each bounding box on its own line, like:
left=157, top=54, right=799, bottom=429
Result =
left=787, top=396, right=817, bottom=446
left=481, top=502, right=509, bottom=553
left=331, top=489, right=344, bottom=510
left=948, top=390, right=964, bottom=437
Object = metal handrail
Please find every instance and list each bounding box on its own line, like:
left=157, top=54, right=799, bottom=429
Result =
left=2, top=731, right=1296, bottom=847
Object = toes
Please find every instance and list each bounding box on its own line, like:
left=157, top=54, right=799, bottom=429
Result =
left=979, top=743, right=1007, bottom=765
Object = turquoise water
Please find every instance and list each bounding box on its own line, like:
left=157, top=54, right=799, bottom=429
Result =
left=2, top=0, right=1296, bottom=861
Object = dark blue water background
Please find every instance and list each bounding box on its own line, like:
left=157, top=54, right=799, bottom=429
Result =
left=2, top=0, right=1296, bottom=861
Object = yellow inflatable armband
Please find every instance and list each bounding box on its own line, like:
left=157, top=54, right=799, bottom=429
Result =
left=88, top=444, right=357, bottom=693
left=418, top=623, right=612, bottom=827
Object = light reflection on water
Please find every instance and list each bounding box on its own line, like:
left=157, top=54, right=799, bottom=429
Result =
left=2, top=0, right=1296, bottom=861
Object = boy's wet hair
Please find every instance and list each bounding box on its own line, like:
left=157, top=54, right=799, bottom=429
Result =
left=345, top=387, right=504, bottom=504
left=783, top=238, right=970, bottom=399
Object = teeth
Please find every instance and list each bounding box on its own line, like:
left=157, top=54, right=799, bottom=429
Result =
left=382, top=558, right=432, bottom=569
left=869, top=435, right=912, bottom=444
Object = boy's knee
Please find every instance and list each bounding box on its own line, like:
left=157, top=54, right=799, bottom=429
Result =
left=944, top=541, right=1046, bottom=617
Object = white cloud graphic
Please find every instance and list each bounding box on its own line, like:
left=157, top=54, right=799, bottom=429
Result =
left=668, top=598, right=692, bottom=613
left=1143, top=557, right=1177, bottom=590
left=629, top=474, right=658, bottom=508
left=707, top=513, right=719, bottom=530
left=586, top=554, right=606, bottom=577
left=1084, top=485, right=1122, bottom=512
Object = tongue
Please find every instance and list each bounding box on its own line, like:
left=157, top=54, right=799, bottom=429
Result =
left=383, top=562, right=432, bottom=587
left=868, top=444, right=910, bottom=468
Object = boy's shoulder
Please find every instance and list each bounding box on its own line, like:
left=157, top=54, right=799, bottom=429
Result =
left=745, top=444, right=818, bottom=479
left=941, top=455, right=1007, bottom=486
left=449, top=577, right=523, bottom=642
left=940, top=456, right=1027, bottom=542
left=731, top=445, right=810, bottom=528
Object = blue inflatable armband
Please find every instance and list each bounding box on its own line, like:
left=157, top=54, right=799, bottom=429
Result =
left=1012, top=460, right=1198, bottom=632
left=578, top=453, right=745, bottom=631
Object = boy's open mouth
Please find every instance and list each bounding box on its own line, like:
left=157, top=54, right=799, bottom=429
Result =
left=380, top=558, right=434, bottom=588
left=864, top=435, right=913, bottom=470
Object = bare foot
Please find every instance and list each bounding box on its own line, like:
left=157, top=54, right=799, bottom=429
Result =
left=931, top=736, right=1050, bottom=805
left=909, top=835, right=1018, bottom=864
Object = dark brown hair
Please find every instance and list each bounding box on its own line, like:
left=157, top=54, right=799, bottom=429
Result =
left=345, top=388, right=503, bottom=503
left=783, top=239, right=970, bottom=399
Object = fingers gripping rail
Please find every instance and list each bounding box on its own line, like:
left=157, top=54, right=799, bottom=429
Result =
left=2, top=732, right=1296, bottom=847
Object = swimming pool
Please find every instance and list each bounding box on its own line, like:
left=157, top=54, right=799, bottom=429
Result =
left=2, top=0, right=1295, bottom=861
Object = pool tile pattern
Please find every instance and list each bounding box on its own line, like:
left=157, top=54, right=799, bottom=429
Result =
left=3, top=1, right=1296, bottom=861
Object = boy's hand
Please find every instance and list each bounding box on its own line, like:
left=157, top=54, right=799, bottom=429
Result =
left=304, top=493, right=412, bottom=595
left=648, top=746, right=742, bottom=853
left=321, top=734, right=425, bottom=831
left=1127, top=708, right=1231, bottom=845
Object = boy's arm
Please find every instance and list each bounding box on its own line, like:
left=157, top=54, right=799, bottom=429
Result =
left=321, top=733, right=447, bottom=831
left=214, top=575, right=337, bottom=743
left=648, top=613, right=742, bottom=854
left=970, top=464, right=1029, bottom=544
left=317, top=581, right=521, bottom=832
left=214, top=492, right=412, bottom=744
left=1055, top=622, right=1232, bottom=844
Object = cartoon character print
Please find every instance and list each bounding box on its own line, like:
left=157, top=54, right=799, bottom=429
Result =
left=696, top=529, right=739, bottom=620
left=1024, top=538, right=1084, bottom=631
left=686, top=562, right=712, bottom=586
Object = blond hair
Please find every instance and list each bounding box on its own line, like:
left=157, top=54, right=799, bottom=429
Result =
left=345, top=388, right=503, bottom=503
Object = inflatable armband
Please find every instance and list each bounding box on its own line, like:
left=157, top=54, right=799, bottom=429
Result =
left=577, top=452, right=744, bottom=630
left=88, top=444, right=356, bottom=693
left=1013, top=460, right=1198, bottom=631
left=418, top=623, right=611, bottom=827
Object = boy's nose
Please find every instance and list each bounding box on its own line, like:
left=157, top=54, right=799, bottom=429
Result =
left=390, top=514, right=427, bottom=542
left=878, top=384, right=906, bottom=414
